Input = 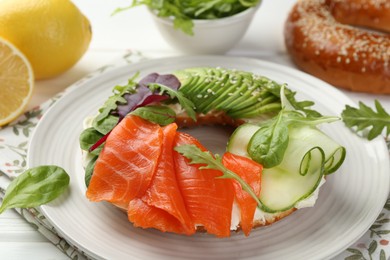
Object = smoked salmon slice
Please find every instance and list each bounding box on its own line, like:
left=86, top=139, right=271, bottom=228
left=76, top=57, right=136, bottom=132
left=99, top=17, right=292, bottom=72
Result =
left=222, top=152, right=262, bottom=236
left=86, top=115, right=163, bottom=209
left=128, top=198, right=194, bottom=234
left=128, top=123, right=195, bottom=235
left=173, top=132, right=235, bottom=238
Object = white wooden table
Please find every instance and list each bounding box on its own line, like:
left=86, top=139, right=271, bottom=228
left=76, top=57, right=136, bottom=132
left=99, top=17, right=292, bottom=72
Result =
left=1, top=0, right=389, bottom=258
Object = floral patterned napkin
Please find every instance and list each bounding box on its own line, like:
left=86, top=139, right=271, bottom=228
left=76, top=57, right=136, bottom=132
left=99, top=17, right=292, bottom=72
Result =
left=0, top=51, right=389, bottom=260
left=0, top=50, right=147, bottom=259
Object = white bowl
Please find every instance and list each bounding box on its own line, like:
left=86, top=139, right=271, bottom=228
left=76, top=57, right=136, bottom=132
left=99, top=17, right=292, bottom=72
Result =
left=149, top=5, right=260, bottom=54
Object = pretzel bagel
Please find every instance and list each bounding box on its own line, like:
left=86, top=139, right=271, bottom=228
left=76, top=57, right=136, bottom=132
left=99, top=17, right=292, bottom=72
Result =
left=284, top=0, right=390, bottom=94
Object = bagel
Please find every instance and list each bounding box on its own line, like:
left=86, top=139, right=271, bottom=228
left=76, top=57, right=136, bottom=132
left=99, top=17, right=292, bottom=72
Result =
left=81, top=67, right=345, bottom=237
left=284, top=0, right=390, bottom=94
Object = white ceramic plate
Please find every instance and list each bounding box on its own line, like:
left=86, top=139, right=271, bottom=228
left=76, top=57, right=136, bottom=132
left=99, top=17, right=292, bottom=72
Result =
left=28, top=56, right=390, bottom=260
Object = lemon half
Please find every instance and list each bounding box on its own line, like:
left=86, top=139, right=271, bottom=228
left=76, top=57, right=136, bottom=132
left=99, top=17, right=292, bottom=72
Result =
left=0, top=37, right=34, bottom=126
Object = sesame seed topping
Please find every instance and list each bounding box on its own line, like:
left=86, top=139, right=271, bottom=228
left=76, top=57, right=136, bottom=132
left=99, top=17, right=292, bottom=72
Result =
left=289, top=0, right=390, bottom=73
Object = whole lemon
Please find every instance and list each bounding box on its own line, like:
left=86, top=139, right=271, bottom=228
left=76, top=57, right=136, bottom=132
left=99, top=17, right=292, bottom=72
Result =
left=0, top=0, right=92, bottom=79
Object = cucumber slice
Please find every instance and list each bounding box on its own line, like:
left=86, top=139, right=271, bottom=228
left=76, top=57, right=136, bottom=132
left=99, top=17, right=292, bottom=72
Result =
left=227, top=123, right=345, bottom=213
left=259, top=126, right=327, bottom=213
left=226, top=124, right=260, bottom=157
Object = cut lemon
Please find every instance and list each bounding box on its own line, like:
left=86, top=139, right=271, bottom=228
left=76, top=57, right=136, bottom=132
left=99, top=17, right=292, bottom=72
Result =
left=0, top=0, right=92, bottom=79
left=0, top=37, right=34, bottom=126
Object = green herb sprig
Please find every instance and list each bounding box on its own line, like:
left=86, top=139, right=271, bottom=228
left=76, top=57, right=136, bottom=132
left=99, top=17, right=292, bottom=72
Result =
left=174, top=144, right=262, bottom=209
left=148, top=83, right=197, bottom=120
left=92, top=75, right=139, bottom=134
left=342, top=100, right=390, bottom=140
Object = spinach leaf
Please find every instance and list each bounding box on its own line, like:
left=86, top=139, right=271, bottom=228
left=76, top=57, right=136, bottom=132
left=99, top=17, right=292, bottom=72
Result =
left=85, top=156, right=98, bottom=187
left=93, top=115, right=120, bottom=135
left=79, top=127, right=105, bottom=155
left=131, top=105, right=176, bottom=126
left=248, top=111, right=289, bottom=168
left=0, top=166, right=70, bottom=213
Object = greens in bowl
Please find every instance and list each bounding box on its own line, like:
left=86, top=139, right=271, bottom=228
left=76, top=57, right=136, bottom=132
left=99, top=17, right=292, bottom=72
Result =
left=114, top=0, right=261, bottom=35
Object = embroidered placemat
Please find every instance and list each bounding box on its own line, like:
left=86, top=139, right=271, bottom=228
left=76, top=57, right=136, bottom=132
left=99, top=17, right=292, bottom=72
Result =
left=0, top=51, right=389, bottom=260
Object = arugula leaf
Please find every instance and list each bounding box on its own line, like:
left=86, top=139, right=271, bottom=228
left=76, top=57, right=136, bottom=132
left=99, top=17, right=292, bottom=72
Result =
left=341, top=100, right=390, bottom=140
left=148, top=83, right=197, bottom=120
left=89, top=72, right=184, bottom=152
left=282, top=88, right=322, bottom=118
left=264, top=83, right=322, bottom=118
left=0, top=166, right=70, bottom=213
left=92, top=76, right=138, bottom=134
left=174, top=144, right=262, bottom=209
left=131, top=105, right=176, bottom=126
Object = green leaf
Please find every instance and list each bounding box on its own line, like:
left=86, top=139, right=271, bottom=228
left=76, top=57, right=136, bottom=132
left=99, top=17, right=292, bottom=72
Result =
left=248, top=111, right=289, bottom=168
left=92, top=76, right=138, bottom=134
left=345, top=255, right=365, bottom=260
left=18, top=141, right=28, bottom=148
left=346, top=248, right=363, bottom=255
left=371, top=224, right=382, bottom=230
left=377, top=213, right=385, bottom=219
left=245, top=87, right=341, bottom=170
left=0, top=166, right=70, bottom=213
left=377, top=230, right=390, bottom=235
left=276, top=85, right=322, bottom=118
left=79, top=127, right=104, bottom=155
left=376, top=218, right=390, bottom=224
left=284, top=111, right=340, bottom=126
left=342, top=100, right=390, bottom=140
left=384, top=198, right=390, bottom=210
left=174, top=144, right=262, bottom=209
left=368, top=240, right=377, bottom=255
left=380, top=249, right=386, bottom=260
left=111, top=0, right=260, bottom=35
left=148, top=83, right=197, bottom=121
left=131, top=106, right=176, bottom=126
left=173, top=18, right=194, bottom=35
left=85, top=156, right=98, bottom=187
left=92, top=115, right=119, bottom=135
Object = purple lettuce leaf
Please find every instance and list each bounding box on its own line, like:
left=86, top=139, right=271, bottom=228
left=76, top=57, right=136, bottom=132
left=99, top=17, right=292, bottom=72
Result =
left=90, top=73, right=181, bottom=152
left=115, top=73, right=181, bottom=119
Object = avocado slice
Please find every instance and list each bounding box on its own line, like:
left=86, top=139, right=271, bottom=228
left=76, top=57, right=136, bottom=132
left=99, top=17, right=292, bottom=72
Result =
left=175, top=67, right=284, bottom=118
